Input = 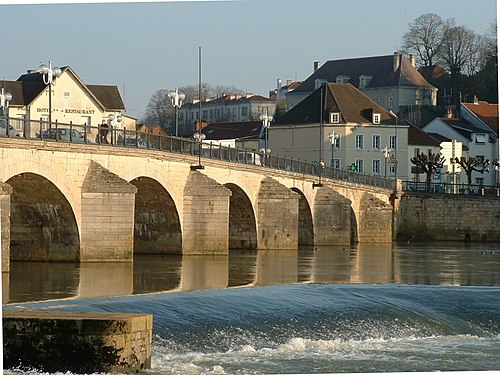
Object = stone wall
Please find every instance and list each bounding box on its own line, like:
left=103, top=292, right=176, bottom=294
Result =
left=397, top=193, right=500, bottom=242
left=0, top=180, right=12, bottom=272
left=3, top=310, right=152, bottom=373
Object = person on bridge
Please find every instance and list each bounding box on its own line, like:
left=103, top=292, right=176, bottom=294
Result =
left=99, top=120, right=109, bottom=144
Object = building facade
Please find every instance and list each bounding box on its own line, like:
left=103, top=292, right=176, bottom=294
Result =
left=2, top=66, right=134, bottom=138
left=178, top=93, right=275, bottom=134
left=286, top=53, right=437, bottom=115
left=271, top=83, right=410, bottom=180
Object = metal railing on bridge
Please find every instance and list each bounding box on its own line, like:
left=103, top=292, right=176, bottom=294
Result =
left=0, top=116, right=394, bottom=190
left=403, top=180, right=500, bottom=197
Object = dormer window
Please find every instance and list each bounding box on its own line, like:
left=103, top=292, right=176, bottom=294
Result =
left=330, top=112, right=340, bottom=123
left=314, top=79, right=327, bottom=89
left=358, top=75, right=373, bottom=89
left=336, top=75, right=350, bottom=83
left=373, top=113, right=381, bottom=124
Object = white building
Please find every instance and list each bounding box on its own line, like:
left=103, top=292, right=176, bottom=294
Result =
left=178, top=93, right=275, bottom=134
left=286, top=53, right=437, bottom=114
left=2, top=65, right=135, bottom=138
left=271, top=83, right=410, bottom=180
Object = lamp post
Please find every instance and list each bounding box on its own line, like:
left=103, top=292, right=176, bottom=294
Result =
left=0, top=87, right=12, bottom=137
left=108, top=113, right=123, bottom=144
left=192, top=131, right=206, bottom=170
left=313, top=85, right=325, bottom=188
left=259, top=110, right=273, bottom=166
left=382, top=145, right=391, bottom=178
left=328, top=131, right=340, bottom=167
left=168, top=87, right=185, bottom=137
left=38, top=61, right=62, bottom=127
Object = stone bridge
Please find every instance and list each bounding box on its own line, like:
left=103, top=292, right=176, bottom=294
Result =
left=0, top=138, right=394, bottom=272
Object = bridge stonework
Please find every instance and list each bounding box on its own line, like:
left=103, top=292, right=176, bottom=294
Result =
left=0, top=139, right=393, bottom=270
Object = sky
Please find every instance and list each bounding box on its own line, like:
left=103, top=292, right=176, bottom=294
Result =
left=0, top=0, right=497, bottom=121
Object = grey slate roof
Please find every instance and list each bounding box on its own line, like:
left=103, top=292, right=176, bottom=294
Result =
left=2, top=66, right=124, bottom=111
left=274, top=83, right=397, bottom=126
left=199, top=121, right=263, bottom=140
left=294, top=54, right=435, bottom=93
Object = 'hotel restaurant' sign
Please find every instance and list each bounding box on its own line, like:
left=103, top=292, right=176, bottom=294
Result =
left=36, top=108, right=97, bottom=115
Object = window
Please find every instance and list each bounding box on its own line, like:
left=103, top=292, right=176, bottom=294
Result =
left=389, top=165, right=396, bottom=174
left=477, top=155, right=485, bottom=162
left=389, top=135, right=397, bottom=149
left=355, top=134, right=364, bottom=149
left=475, top=134, right=486, bottom=144
left=355, top=159, right=364, bottom=173
left=372, top=159, right=381, bottom=174
left=330, top=112, right=340, bottom=123
left=336, top=75, right=350, bottom=83
left=476, top=178, right=484, bottom=186
left=64, top=91, right=70, bottom=99
left=372, top=134, right=380, bottom=149
left=331, top=158, right=341, bottom=168
left=378, top=98, right=383, bottom=106
left=388, top=97, right=394, bottom=109
left=242, top=106, right=248, bottom=116
left=373, top=113, right=381, bottom=124
left=315, top=79, right=328, bottom=89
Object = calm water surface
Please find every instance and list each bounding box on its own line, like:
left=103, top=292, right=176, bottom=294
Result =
left=4, top=242, right=500, bottom=374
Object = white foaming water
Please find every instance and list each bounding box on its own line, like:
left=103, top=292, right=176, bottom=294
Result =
left=150, top=334, right=500, bottom=375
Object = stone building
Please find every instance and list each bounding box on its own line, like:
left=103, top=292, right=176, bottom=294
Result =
left=271, top=82, right=410, bottom=180
left=286, top=52, right=437, bottom=115
left=1, top=65, right=135, bottom=138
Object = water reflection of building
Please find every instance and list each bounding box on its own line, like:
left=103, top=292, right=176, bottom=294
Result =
left=79, top=263, right=133, bottom=298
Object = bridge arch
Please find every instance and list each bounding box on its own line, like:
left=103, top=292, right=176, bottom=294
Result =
left=224, top=183, right=257, bottom=250
left=6, top=173, right=80, bottom=261
left=129, top=176, right=182, bottom=254
left=291, top=188, right=314, bottom=246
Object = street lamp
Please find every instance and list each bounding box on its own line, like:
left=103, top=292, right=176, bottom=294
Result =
left=328, top=131, right=340, bottom=167
left=191, top=131, right=206, bottom=170
left=382, top=145, right=391, bottom=178
left=260, top=110, right=273, bottom=151
left=38, top=61, right=62, bottom=127
left=168, top=87, right=185, bottom=137
left=313, top=85, right=325, bottom=188
left=0, top=87, right=13, bottom=137
left=108, top=113, right=123, bottom=144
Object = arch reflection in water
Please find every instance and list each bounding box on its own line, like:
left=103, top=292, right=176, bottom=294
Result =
left=5, top=243, right=500, bottom=304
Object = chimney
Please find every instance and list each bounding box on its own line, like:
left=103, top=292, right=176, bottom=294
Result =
left=286, top=79, right=292, bottom=86
left=314, top=61, right=320, bottom=72
left=393, top=51, right=401, bottom=72
left=410, top=54, right=416, bottom=68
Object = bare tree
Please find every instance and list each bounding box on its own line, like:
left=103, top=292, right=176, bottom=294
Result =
left=144, top=89, right=174, bottom=132
left=401, top=13, right=448, bottom=68
left=410, top=151, right=445, bottom=191
left=452, top=156, right=490, bottom=193
left=440, top=24, right=480, bottom=103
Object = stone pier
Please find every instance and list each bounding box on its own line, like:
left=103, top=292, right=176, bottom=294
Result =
left=3, top=310, right=153, bottom=373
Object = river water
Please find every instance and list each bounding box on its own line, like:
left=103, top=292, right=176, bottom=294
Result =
left=3, top=242, right=500, bottom=374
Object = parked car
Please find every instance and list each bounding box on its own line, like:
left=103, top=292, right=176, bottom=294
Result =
left=41, top=128, right=92, bottom=143
left=0, top=119, right=19, bottom=137
left=118, top=138, right=150, bottom=149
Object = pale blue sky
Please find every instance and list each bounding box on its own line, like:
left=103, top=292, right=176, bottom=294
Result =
left=1, top=0, right=497, bottom=120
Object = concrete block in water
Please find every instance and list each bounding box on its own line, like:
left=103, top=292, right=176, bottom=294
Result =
left=3, top=310, right=152, bottom=373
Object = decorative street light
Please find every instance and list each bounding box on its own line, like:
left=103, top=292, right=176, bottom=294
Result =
left=0, top=87, right=13, bottom=136
left=192, top=131, right=206, bottom=170
left=382, top=145, right=391, bottom=178
left=38, top=61, right=62, bottom=127
left=260, top=110, right=273, bottom=151
left=313, top=85, right=325, bottom=188
left=108, top=113, right=123, bottom=144
left=168, top=87, right=185, bottom=137
left=328, top=130, right=340, bottom=167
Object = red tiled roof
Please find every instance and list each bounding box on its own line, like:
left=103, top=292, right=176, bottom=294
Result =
left=463, top=101, right=499, bottom=134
